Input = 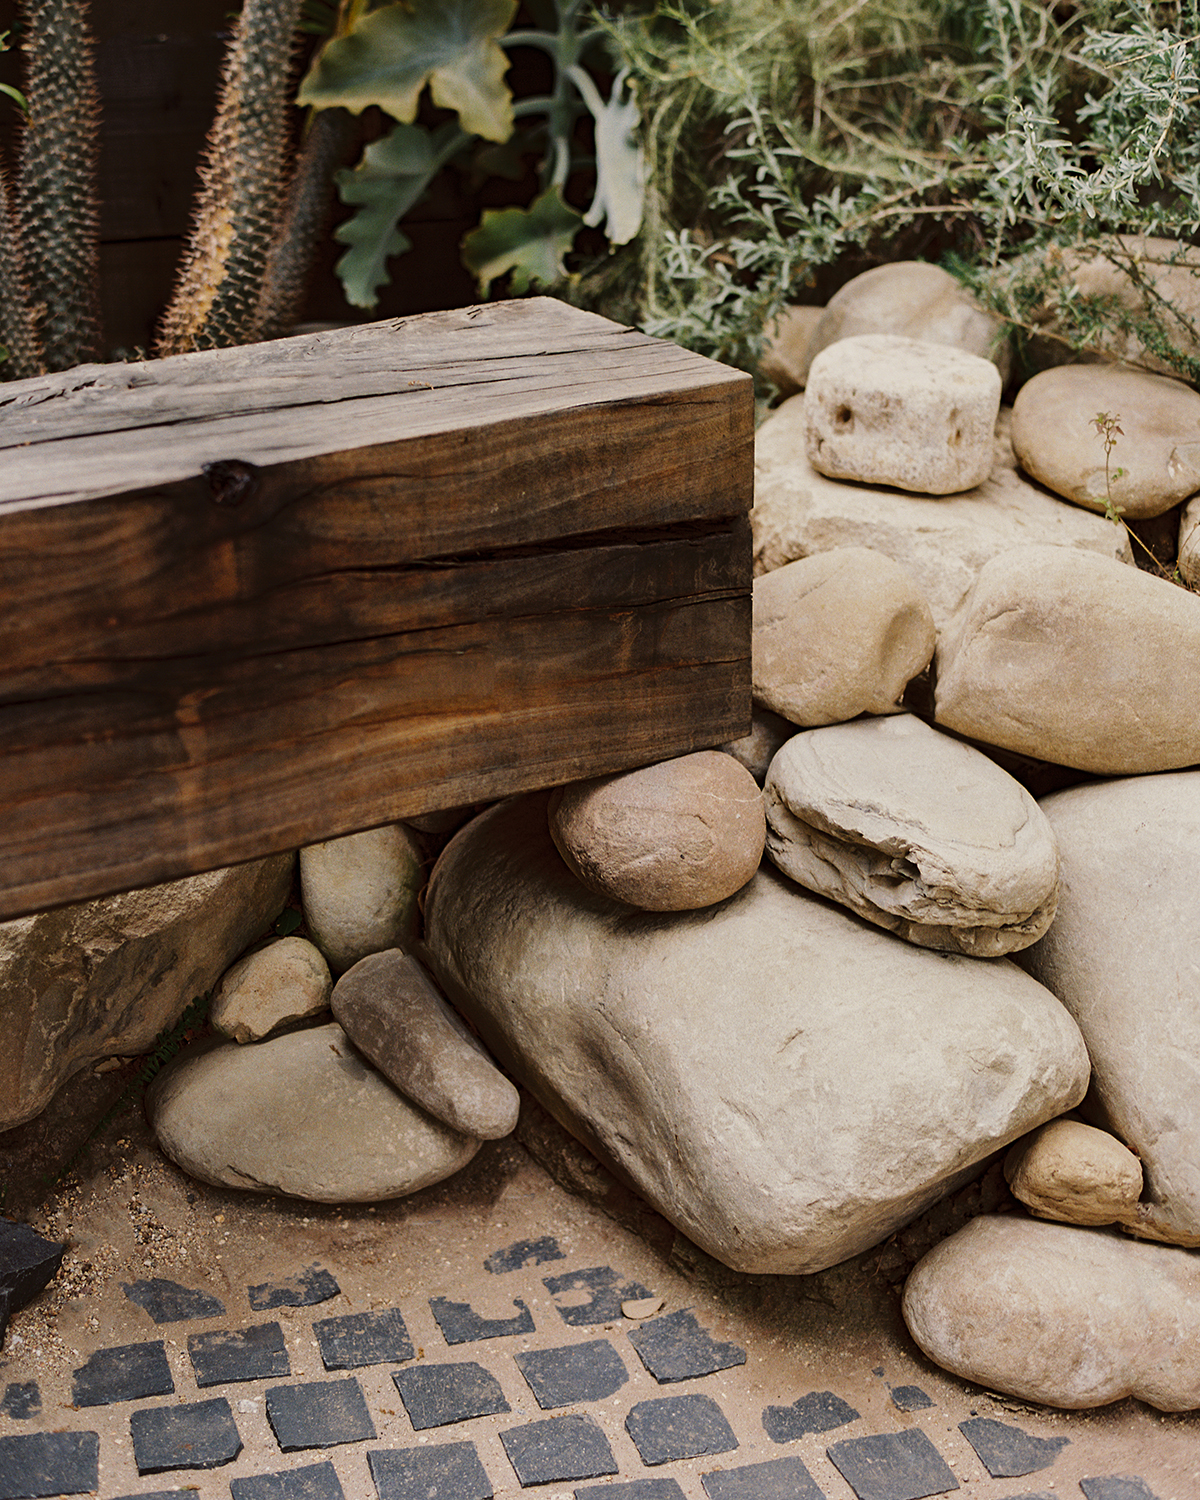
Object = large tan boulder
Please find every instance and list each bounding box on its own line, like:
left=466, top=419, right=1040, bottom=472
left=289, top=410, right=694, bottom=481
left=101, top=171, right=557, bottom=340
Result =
left=0, top=855, right=293, bottom=1131
left=935, top=545, right=1200, bottom=773
left=424, top=793, right=1089, bottom=1276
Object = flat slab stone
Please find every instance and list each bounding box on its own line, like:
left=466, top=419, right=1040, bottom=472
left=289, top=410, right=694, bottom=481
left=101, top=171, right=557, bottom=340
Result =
left=763, top=1390, right=860, bottom=1442
left=628, top=1310, right=746, bottom=1383
left=429, top=1294, right=535, bottom=1344
left=500, top=1413, right=618, bottom=1485
left=626, top=1393, right=738, bottom=1467
left=889, top=1386, right=933, bottom=1412
left=313, top=1307, right=413, bottom=1369
left=368, top=1441, right=493, bottom=1500
left=0, top=1381, right=39, bottom=1419
left=958, top=1417, right=1068, bottom=1478
left=544, top=1266, right=652, bottom=1326
left=188, top=1322, right=290, bottom=1386
left=230, top=1462, right=346, bottom=1500
left=131, top=1396, right=242, bottom=1473
left=1080, top=1480, right=1162, bottom=1500
left=122, top=1276, right=225, bottom=1323
left=515, top=1340, right=628, bottom=1408
left=71, top=1341, right=174, bottom=1406
left=701, top=1455, right=826, bottom=1499
left=0, top=1221, right=64, bottom=1326
left=392, top=1361, right=510, bottom=1429
left=826, top=1428, right=959, bottom=1500
left=248, top=1265, right=340, bottom=1310
left=265, top=1377, right=376, bottom=1450
left=0, top=1432, right=99, bottom=1498
left=577, top=1482, right=686, bottom=1499
left=486, top=1237, right=564, bottom=1273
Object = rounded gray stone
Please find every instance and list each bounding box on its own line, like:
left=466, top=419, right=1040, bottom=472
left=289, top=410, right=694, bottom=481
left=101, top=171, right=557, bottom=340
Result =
left=299, top=823, right=423, bottom=975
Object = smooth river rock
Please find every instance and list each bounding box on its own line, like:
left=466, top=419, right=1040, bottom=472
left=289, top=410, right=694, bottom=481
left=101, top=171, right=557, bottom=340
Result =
left=903, top=1215, right=1200, bottom=1410
left=1004, top=1118, right=1143, bottom=1228
left=147, top=1023, right=479, bottom=1202
left=332, top=949, right=519, bottom=1139
left=299, top=822, right=424, bottom=974
left=764, top=715, right=1059, bottom=956
left=424, top=794, right=1089, bottom=1275
left=0, top=855, right=294, bottom=1131
left=547, top=752, right=764, bottom=911
left=752, top=549, right=935, bottom=727
left=753, top=400, right=1132, bottom=630
left=805, top=335, right=1002, bottom=494
left=211, top=936, right=332, bottom=1044
left=935, top=545, right=1200, bottom=773
left=1020, top=772, right=1200, bottom=1246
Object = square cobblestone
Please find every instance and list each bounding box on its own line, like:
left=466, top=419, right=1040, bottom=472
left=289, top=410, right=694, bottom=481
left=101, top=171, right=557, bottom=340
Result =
left=392, top=1361, right=510, bottom=1429
left=1080, top=1481, right=1162, bottom=1500
left=313, top=1308, right=413, bottom=1369
left=266, top=1377, right=377, bottom=1450
left=486, top=1237, right=565, bottom=1273
left=544, top=1266, right=652, bottom=1326
left=628, top=1310, right=746, bottom=1384
left=71, top=1341, right=174, bottom=1407
left=188, top=1322, right=290, bottom=1387
left=249, top=1265, right=341, bottom=1311
left=890, top=1386, right=933, bottom=1413
left=122, top=1277, right=226, bottom=1323
left=0, top=1431, right=99, bottom=1499
left=231, top=1459, right=347, bottom=1498
left=763, top=1389, right=860, bottom=1442
left=429, top=1294, right=535, bottom=1343
left=501, top=1412, right=618, bottom=1486
left=827, top=1428, right=959, bottom=1500
left=625, top=1394, right=739, bottom=1467
left=368, top=1440, right=494, bottom=1499
left=576, top=1481, right=687, bottom=1499
left=700, top=1455, right=826, bottom=1499
left=958, top=1417, right=1068, bottom=1478
left=515, top=1339, right=628, bottom=1409
left=130, top=1396, right=242, bottom=1474
left=0, top=1382, right=39, bottom=1420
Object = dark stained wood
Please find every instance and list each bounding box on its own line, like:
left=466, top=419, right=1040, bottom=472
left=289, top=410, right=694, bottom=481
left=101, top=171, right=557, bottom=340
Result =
left=0, top=299, right=753, bottom=918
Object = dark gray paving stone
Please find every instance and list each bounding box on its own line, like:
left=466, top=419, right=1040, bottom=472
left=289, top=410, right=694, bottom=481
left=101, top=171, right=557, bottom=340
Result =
left=958, top=1418, right=1068, bottom=1479
left=486, top=1237, right=565, bottom=1273
left=763, top=1390, right=860, bottom=1443
left=701, top=1455, right=827, bottom=1499
left=314, top=1307, right=413, bottom=1369
left=368, top=1440, right=494, bottom=1499
left=188, top=1321, right=290, bottom=1386
left=110, top=1492, right=199, bottom=1499
left=544, top=1265, right=653, bottom=1327
left=122, top=1276, right=226, bottom=1323
left=0, top=1382, right=40, bottom=1420
left=130, top=1396, right=242, bottom=1474
left=392, top=1360, right=510, bottom=1429
left=515, top=1339, right=628, bottom=1409
left=430, top=1294, right=535, bottom=1344
left=266, top=1376, right=377, bottom=1450
left=827, top=1428, right=959, bottom=1500
left=0, top=1431, right=99, bottom=1498
left=0, top=1221, right=64, bottom=1329
left=232, top=1464, right=346, bottom=1500
left=1080, top=1481, right=1162, bottom=1500
left=890, top=1386, right=933, bottom=1412
left=249, top=1265, right=341, bottom=1311
left=628, top=1309, right=747, bottom=1384
left=501, top=1413, right=618, bottom=1486
left=576, top=1482, right=687, bottom=1499
left=1000, top=1493, right=1056, bottom=1500
left=626, top=1394, right=739, bottom=1467
left=71, top=1340, right=174, bottom=1406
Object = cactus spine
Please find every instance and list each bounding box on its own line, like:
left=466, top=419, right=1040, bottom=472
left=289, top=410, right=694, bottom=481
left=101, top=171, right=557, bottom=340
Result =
left=15, top=0, right=101, bottom=372
left=0, top=164, right=43, bottom=379
left=158, top=0, right=305, bottom=354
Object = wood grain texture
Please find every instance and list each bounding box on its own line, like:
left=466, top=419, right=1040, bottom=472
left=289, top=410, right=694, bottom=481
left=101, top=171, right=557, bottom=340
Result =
left=0, top=299, right=753, bottom=918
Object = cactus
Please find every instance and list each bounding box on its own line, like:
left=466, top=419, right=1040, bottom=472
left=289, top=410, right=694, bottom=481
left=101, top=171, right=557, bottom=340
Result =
left=0, top=164, right=43, bottom=379
left=15, top=0, right=101, bottom=372
left=158, top=0, right=306, bottom=354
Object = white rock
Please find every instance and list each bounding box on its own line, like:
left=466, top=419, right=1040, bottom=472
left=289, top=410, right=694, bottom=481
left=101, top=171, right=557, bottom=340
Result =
left=300, top=823, right=424, bottom=974
left=1011, top=364, right=1200, bottom=518
left=935, top=545, right=1200, bottom=773
left=148, top=1022, right=479, bottom=1202
left=800, top=262, right=1011, bottom=384
left=752, top=549, right=935, bottom=726
left=424, top=793, right=1089, bottom=1276
left=1004, top=1118, right=1143, bottom=1228
left=211, top=936, right=332, bottom=1044
left=903, top=1214, right=1200, bottom=1410
left=805, top=335, right=1002, bottom=495
left=1019, top=772, right=1200, bottom=1246
left=764, top=715, right=1059, bottom=956
left=753, top=399, right=1132, bottom=630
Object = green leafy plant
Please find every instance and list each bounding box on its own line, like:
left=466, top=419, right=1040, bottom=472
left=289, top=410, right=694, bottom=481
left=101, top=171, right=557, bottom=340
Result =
left=1091, top=409, right=1127, bottom=527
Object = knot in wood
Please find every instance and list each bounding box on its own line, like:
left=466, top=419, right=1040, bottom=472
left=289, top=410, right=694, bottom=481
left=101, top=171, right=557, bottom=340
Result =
left=203, top=459, right=260, bottom=507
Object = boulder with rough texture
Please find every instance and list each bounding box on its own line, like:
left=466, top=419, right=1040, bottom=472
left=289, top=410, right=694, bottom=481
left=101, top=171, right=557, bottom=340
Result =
left=331, top=949, right=519, bottom=1139
left=210, top=936, right=332, bottom=1045
left=805, top=335, right=1002, bottom=495
left=147, top=1022, right=479, bottom=1202
left=1020, top=772, right=1200, bottom=1246
left=0, top=855, right=293, bottom=1131
left=424, top=793, right=1089, bottom=1276
left=1011, top=364, right=1200, bottom=518
left=547, top=753, right=764, bottom=912
left=720, top=709, right=794, bottom=785
left=760, top=305, right=824, bottom=397
left=753, top=400, right=1133, bottom=630
left=935, top=545, right=1200, bottom=773
left=799, top=263, right=1010, bottom=384
left=764, top=715, right=1059, bottom=956
left=299, top=823, right=423, bottom=975
left=902, top=1214, right=1200, bottom=1410
left=1179, top=494, right=1200, bottom=587
left=1004, top=1118, right=1143, bottom=1228
left=752, top=549, right=935, bottom=727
